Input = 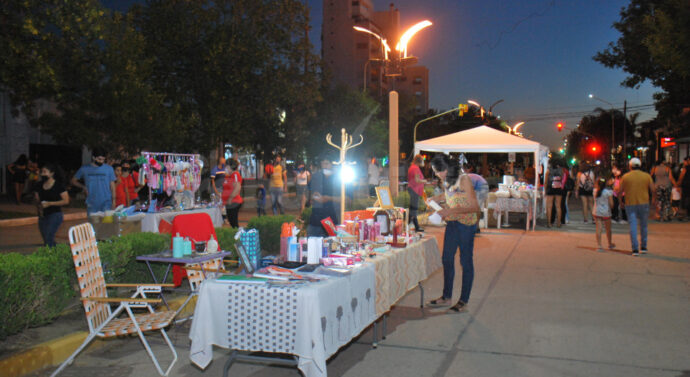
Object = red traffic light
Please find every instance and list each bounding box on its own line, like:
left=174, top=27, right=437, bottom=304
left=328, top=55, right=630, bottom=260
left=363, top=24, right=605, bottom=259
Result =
left=589, top=143, right=600, bottom=153
left=557, top=122, right=564, bottom=132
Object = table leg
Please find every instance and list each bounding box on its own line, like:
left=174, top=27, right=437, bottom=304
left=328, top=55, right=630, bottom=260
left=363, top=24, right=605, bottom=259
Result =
left=372, top=321, right=378, bottom=348
left=418, top=282, right=425, bottom=308
left=382, top=313, right=387, bottom=340
left=145, top=261, right=170, bottom=309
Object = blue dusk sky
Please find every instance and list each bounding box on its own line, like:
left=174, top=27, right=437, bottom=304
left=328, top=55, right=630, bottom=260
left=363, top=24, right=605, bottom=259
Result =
left=306, top=0, right=657, bottom=149
left=104, top=0, right=658, bottom=150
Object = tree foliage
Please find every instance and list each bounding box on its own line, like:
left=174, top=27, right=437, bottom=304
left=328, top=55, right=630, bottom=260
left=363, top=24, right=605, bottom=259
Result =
left=594, top=0, right=690, bottom=122
left=0, top=0, right=320, bottom=155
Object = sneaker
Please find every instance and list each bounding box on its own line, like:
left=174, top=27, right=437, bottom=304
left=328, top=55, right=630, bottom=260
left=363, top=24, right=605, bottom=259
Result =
left=640, top=248, right=647, bottom=254
left=632, top=250, right=639, bottom=257
left=608, top=243, right=616, bottom=250
left=597, top=246, right=605, bottom=252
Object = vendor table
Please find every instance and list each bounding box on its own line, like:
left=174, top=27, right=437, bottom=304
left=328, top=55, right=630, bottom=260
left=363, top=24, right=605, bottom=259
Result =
left=136, top=251, right=232, bottom=308
left=140, top=207, right=223, bottom=233
left=188, top=237, right=441, bottom=377
left=493, top=197, right=533, bottom=231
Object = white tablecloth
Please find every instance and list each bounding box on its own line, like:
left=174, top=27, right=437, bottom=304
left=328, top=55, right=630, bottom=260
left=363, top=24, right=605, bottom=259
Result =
left=493, top=197, right=531, bottom=219
left=140, top=207, right=223, bottom=233
left=189, top=264, right=377, bottom=377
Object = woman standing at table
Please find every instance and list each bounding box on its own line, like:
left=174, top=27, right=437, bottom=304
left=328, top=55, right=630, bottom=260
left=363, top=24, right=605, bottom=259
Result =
left=426, top=154, right=480, bottom=312
left=223, top=158, right=243, bottom=228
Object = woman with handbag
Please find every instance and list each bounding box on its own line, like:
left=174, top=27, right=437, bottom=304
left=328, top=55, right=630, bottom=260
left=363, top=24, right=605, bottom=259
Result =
left=426, top=154, right=480, bottom=313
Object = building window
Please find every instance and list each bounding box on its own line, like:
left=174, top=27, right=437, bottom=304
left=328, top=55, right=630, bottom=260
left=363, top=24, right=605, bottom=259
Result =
left=414, top=77, right=422, bottom=84
left=415, top=91, right=422, bottom=96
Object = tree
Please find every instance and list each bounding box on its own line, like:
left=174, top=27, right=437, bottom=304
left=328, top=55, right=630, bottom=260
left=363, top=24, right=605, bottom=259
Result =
left=594, top=0, right=690, bottom=123
left=134, top=0, right=321, bottom=155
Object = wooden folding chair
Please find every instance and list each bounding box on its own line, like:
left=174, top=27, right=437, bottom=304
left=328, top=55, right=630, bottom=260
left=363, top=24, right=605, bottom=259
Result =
left=174, top=258, right=227, bottom=323
left=50, top=223, right=178, bottom=377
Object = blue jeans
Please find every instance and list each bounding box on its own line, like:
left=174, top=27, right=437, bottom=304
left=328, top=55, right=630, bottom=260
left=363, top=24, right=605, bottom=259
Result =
left=39, top=212, right=64, bottom=247
left=270, top=187, right=284, bottom=215
left=87, top=199, right=111, bottom=215
left=626, top=204, right=649, bottom=250
left=442, top=221, right=477, bottom=303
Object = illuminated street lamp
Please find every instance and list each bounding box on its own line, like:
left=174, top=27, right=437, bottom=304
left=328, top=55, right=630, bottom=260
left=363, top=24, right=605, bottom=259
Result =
left=507, top=121, right=525, bottom=135
left=354, top=20, right=432, bottom=195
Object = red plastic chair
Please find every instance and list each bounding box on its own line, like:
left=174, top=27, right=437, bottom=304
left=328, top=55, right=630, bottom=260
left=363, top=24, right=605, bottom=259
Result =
left=170, top=213, right=218, bottom=286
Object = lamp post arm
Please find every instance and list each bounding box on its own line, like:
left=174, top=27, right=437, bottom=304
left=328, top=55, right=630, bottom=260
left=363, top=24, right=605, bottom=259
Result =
left=413, top=107, right=461, bottom=143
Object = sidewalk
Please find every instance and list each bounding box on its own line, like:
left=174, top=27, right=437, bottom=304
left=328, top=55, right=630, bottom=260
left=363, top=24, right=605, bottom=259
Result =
left=11, top=222, right=689, bottom=377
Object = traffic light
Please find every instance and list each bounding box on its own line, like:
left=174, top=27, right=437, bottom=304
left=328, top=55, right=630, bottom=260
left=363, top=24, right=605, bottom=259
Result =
left=589, top=143, right=600, bottom=154
left=557, top=122, right=564, bottom=132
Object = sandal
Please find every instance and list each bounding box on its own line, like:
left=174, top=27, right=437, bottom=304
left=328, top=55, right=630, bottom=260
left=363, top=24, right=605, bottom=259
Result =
left=449, top=300, right=467, bottom=312
left=608, top=243, right=616, bottom=250
left=428, top=296, right=451, bottom=307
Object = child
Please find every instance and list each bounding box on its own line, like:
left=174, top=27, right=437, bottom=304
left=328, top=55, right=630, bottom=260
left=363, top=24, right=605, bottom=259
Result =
left=256, top=183, right=266, bottom=216
left=592, top=177, right=615, bottom=251
left=671, top=186, right=681, bottom=219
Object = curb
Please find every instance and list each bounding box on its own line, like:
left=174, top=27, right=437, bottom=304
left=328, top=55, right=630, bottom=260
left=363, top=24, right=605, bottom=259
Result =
left=0, top=212, right=87, bottom=228
left=0, top=296, right=194, bottom=377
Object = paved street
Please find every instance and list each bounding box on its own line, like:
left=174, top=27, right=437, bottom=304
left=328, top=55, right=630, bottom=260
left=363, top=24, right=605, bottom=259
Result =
left=33, top=221, right=690, bottom=377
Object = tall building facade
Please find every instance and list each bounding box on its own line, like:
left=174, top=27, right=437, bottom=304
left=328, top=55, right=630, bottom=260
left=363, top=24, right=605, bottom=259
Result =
left=322, top=1, right=429, bottom=113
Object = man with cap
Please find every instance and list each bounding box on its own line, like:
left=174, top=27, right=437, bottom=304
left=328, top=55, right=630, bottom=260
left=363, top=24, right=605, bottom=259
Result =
left=617, top=158, right=655, bottom=256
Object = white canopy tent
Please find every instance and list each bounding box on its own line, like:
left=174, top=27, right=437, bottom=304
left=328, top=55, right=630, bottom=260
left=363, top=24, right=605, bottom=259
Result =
left=414, top=125, right=550, bottom=230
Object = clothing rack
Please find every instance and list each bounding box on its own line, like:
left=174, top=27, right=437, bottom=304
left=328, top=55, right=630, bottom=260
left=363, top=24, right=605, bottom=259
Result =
left=141, top=152, right=202, bottom=208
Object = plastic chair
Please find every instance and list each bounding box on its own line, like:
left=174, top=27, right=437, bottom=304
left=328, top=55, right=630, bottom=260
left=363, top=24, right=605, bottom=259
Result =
left=172, top=257, right=235, bottom=324
left=482, top=192, right=497, bottom=229
left=170, top=213, right=218, bottom=286
left=51, top=223, right=177, bottom=377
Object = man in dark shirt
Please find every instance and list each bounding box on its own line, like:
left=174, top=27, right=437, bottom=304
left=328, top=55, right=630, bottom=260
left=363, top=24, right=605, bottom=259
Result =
left=308, top=158, right=339, bottom=237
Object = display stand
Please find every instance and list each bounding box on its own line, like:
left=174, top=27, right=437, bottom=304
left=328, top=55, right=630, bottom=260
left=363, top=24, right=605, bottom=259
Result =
left=140, top=152, right=202, bottom=209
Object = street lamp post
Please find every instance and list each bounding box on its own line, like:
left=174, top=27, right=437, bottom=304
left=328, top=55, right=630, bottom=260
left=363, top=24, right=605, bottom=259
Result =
left=507, top=121, right=525, bottom=135
left=588, top=94, right=615, bottom=162
left=354, top=21, right=432, bottom=196
left=413, top=106, right=462, bottom=143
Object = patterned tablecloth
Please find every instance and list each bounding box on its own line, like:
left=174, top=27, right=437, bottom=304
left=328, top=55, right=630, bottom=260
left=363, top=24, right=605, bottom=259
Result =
left=140, top=207, right=223, bottom=233
left=189, top=264, right=376, bottom=377
left=370, top=237, right=442, bottom=316
left=493, top=197, right=532, bottom=219
left=188, top=237, right=441, bottom=377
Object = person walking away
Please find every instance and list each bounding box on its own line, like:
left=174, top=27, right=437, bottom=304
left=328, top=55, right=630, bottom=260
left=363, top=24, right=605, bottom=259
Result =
left=407, top=154, right=426, bottom=232
left=35, top=163, right=69, bottom=247
left=255, top=183, right=266, bottom=216
left=8, top=154, right=28, bottom=204
left=618, top=158, right=654, bottom=256
left=592, top=178, right=615, bottom=251
left=427, top=154, right=480, bottom=312
left=576, top=163, right=595, bottom=223
left=678, top=157, right=690, bottom=220
left=71, top=148, right=116, bottom=214
left=611, top=165, right=627, bottom=223
left=651, top=159, right=673, bottom=221
left=113, top=164, right=130, bottom=207
left=295, top=163, right=310, bottom=213
left=545, top=161, right=565, bottom=227
left=223, top=159, right=243, bottom=228
left=308, top=158, right=339, bottom=237
left=562, top=166, right=574, bottom=224
left=210, top=158, right=226, bottom=202
left=270, top=155, right=286, bottom=215
left=368, top=157, right=382, bottom=197
left=121, top=161, right=140, bottom=205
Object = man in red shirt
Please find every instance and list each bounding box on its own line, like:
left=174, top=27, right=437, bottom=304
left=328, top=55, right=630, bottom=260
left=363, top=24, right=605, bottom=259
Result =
left=408, top=154, right=426, bottom=232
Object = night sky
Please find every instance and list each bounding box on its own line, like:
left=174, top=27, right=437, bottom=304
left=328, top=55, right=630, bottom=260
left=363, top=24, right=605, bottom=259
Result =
left=105, top=0, right=658, bottom=150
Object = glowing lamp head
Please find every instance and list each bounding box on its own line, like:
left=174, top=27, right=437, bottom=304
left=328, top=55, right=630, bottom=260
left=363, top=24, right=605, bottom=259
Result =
left=340, top=165, right=355, bottom=183
left=557, top=122, right=564, bottom=132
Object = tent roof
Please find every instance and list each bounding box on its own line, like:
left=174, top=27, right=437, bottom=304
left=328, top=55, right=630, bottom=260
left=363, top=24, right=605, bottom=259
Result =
left=414, top=125, right=548, bottom=154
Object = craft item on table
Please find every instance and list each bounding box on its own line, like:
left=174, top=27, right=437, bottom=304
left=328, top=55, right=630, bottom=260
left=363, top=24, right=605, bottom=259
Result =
left=320, top=217, right=337, bottom=236
left=183, top=238, right=193, bottom=256
left=252, top=265, right=307, bottom=281
left=288, top=236, right=300, bottom=262
left=216, top=275, right=268, bottom=284
left=238, top=228, right=261, bottom=270
left=320, top=253, right=355, bottom=267
left=307, top=237, right=323, bottom=264
left=147, top=199, right=157, bottom=213
left=172, top=233, right=184, bottom=258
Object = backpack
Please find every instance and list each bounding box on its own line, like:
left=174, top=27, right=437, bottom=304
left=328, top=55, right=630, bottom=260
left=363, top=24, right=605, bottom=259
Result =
left=550, top=170, right=563, bottom=189
left=581, top=171, right=594, bottom=192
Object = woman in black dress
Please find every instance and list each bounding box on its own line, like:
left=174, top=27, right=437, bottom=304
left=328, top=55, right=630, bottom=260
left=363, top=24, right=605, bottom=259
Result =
left=8, top=154, right=28, bottom=204
left=35, top=163, right=70, bottom=247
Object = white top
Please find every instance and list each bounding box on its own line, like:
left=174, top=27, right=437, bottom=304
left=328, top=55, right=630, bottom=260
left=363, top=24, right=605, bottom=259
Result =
left=368, top=163, right=380, bottom=185
left=296, top=171, right=310, bottom=186
left=592, top=188, right=613, bottom=217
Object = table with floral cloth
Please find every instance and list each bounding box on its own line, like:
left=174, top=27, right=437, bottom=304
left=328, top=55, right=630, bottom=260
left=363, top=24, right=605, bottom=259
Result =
left=188, top=237, right=441, bottom=377
left=493, top=197, right=533, bottom=230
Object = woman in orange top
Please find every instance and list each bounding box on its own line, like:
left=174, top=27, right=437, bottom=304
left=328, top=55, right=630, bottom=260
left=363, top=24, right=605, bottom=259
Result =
left=426, top=154, right=480, bottom=312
